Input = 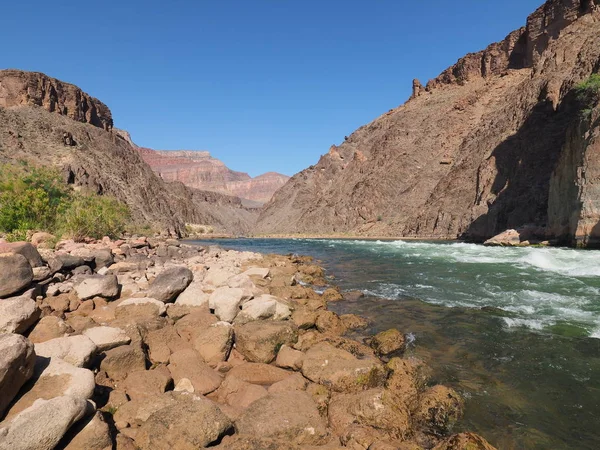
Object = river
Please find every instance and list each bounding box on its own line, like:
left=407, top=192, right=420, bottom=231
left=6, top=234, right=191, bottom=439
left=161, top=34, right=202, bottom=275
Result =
left=189, top=238, right=600, bottom=449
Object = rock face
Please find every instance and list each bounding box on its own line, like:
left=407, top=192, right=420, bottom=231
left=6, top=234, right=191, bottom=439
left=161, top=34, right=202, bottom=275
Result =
left=0, top=69, right=257, bottom=236
left=138, top=147, right=289, bottom=204
left=256, top=1, right=600, bottom=247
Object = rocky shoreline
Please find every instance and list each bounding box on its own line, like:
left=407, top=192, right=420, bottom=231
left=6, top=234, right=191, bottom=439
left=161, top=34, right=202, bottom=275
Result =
left=0, top=235, right=495, bottom=449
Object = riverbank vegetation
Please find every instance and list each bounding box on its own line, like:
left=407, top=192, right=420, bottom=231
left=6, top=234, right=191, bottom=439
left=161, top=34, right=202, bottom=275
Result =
left=0, top=162, right=129, bottom=243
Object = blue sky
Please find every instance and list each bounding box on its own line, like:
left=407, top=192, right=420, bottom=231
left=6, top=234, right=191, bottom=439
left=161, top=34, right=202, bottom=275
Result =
left=2, top=0, right=542, bottom=177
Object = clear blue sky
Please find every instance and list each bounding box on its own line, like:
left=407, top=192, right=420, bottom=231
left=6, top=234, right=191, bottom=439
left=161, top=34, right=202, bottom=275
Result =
left=2, top=0, right=542, bottom=177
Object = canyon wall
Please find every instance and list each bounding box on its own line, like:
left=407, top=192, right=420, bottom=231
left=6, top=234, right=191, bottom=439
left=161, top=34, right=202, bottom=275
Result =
left=256, top=0, right=600, bottom=246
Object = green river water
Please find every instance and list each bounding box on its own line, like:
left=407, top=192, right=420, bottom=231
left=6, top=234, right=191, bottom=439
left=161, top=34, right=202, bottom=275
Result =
left=190, top=238, right=600, bottom=449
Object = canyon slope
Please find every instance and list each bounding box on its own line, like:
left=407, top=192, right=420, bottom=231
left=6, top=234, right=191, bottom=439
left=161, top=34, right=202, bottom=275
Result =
left=0, top=69, right=256, bottom=235
left=136, top=146, right=289, bottom=205
left=256, top=0, right=600, bottom=247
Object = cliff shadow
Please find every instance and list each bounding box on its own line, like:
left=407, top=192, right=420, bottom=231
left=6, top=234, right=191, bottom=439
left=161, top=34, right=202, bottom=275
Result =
left=460, top=92, right=581, bottom=242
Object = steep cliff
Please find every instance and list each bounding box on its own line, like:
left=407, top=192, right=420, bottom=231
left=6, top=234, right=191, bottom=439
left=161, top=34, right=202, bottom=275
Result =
left=0, top=70, right=256, bottom=235
left=256, top=0, right=600, bottom=246
left=138, top=147, right=289, bottom=204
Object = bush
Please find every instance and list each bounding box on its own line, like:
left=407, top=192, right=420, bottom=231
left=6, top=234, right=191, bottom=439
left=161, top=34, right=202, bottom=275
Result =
left=0, top=164, right=70, bottom=235
left=0, top=162, right=131, bottom=242
left=59, top=194, right=130, bottom=241
left=575, top=74, right=600, bottom=105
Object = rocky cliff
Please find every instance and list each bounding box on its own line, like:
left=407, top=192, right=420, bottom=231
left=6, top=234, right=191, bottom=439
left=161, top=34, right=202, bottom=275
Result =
left=138, top=147, right=289, bottom=204
left=256, top=0, right=600, bottom=247
left=0, top=70, right=257, bottom=235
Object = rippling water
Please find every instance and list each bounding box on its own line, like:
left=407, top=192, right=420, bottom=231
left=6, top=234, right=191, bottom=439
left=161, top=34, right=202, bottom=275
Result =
left=189, top=238, right=600, bottom=449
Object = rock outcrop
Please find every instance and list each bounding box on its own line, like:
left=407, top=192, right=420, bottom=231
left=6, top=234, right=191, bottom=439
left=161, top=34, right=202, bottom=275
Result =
left=0, top=69, right=257, bottom=236
left=138, top=147, right=289, bottom=204
left=256, top=0, right=600, bottom=247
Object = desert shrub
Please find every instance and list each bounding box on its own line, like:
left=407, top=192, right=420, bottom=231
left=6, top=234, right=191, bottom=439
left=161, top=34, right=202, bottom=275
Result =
left=59, top=194, right=130, bottom=241
left=575, top=74, right=600, bottom=105
left=0, top=163, right=70, bottom=235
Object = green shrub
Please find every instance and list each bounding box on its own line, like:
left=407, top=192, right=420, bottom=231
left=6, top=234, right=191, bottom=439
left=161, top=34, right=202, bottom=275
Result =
left=59, top=194, right=130, bottom=241
left=575, top=74, right=600, bottom=106
left=0, top=164, right=70, bottom=235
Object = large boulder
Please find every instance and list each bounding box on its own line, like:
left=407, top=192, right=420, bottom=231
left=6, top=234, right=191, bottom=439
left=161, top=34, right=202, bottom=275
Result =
left=28, top=317, right=72, bottom=343
left=370, top=329, right=405, bottom=356
left=175, top=281, right=209, bottom=307
left=74, top=275, right=119, bottom=300
left=301, top=342, right=386, bottom=392
left=214, top=375, right=268, bottom=409
left=54, top=253, right=86, bottom=270
left=145, top=325, right=191, bottom=364
left=413, top=385, right=463, bottom=437
left=5, top=357, right=95, bottom=419
left=147, top=266, right=193, bottom=303
left=122, top=367, right=173, bottom=401
left=34, top=335, right=97, bottom=368
left=0, top=242, right=43, bottom=267
left=167, top=349, right=223, bottom=394
left=328, top=388, right=411, bottom=440
left=234, top=320, right=298, bottom=364
left=0, top=253, right=33, bottom=298
left=116, top=297, right=166, bottom=318
left=60, top=412, right=113, bottom=450
left=0, top=396, right=88, bottom=450
left=82, top=326, right=131, bottom=351
left=100, top=345, right=147, bottom=381
left=134, top=393, right=233, bottom=449
left=192, top=322, right=234, bottom=366
left=209, top=287, right=249, bottom=322
left=173, top=309, right=218, bottom=342
left=226, top=363, right=293, bottom=385
left=0, top=333, right=35, bottom=416
left=235, top=391, right=328, bottom=445
left=0, top=294, right=40, bottom=334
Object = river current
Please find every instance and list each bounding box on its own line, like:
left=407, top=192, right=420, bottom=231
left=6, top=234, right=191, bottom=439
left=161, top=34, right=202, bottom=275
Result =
left=189, top=238, right=600, bottom=449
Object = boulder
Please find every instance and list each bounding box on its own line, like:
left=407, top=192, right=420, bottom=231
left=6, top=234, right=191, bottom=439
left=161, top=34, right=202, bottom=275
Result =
left=74, top=275, right=119, bottom=300
left=61, top=412, right=113, bottom=450
left=32, top=266, right=52, bottom=282
left=174, top=281, right=209, bottom=307
left=134, top=393, right=233, bottom=449
left=122, top=367, right=173, bottom=401
left=242, top=267, right=270, bottom=278
left=301, top=342, right=386, bottom=392
left=235, top=297, right=277, bottom=323
left=5, top=357, right=95, bottom=419
left=0, top=253, right=33, bottom=298
left=145, top=325, right=190, bottom=364
left=167, top=349, right=223, bottom=394
left=275, top=344, right=305, bottom=370
left=315, top=310, right=347, bottom=336
left=147, top=266, right=193, bottom=303
left=413, top=385, right=463, bottom=437
left=0, top=241, right=43, bottom=267
left=328, top=388, right=411, bottom=440
left=204, top=268, right=236, bottom=287
left=83, top=326, right=131, bottom=351
left=174, top=309, right=218, bottom=341
left=235, top=320, right=299, bottom=364
left=54, top=253, right=86, bottom=270
left=0, top=294, right=40, bottom=334
left=100, top=345, right=147, bottom=381
left=235, top=391, right=328, bottom=445
left=192, top=322, right=234, bottom=366
left=34, top=335, right=97, bottom=368
left=116, top=297, right=166, bottom=317
left=370, top=329, right=405, bottom=356
left=483, top=229, right=523, bottom=246
left=268, top=372, right=309, bottom=394
left=340, top=314, right=369, bottom=330
left=226, top=363, right=292, bottom=385
left=0, top=333, right=35, bottom=416
left=0, top=396, right=89, bottom=450
left=209, top=287, right=248, bottom=322
left=113, top=393, right=177, bottom=427
left=31, top=232, right=56, bottom=249
left=432, top=432, right=497, bottom=450
left=214, top=375, right=268, bottom=409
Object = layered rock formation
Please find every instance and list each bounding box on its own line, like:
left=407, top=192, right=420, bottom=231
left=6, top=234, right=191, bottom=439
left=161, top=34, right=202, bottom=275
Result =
left=0, top=70, right=256, bottom=235
left=137, top=147, right=289, bottom=204
left=256, top=0, right=600, bottom=247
